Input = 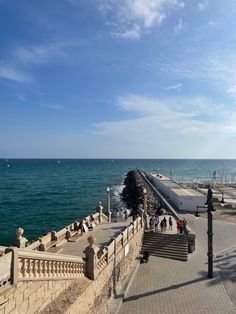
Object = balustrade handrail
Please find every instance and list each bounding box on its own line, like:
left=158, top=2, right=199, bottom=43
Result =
left=18, top=248, right=84, bottom=263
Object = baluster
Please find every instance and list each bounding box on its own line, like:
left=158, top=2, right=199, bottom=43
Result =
left=38, top=260, right=43, bottom=278
left=55, top=261, right=58, bottom=277
left=28, top=259, right=33, bottom=278
left=48, top=260, right=52, bottom=278
left=42, top=260, right=47, bottom=277
left=32, top=259, right=37, bottom=278
left=18, top=258, right=23, bottom=278
left=58, top=261, right=62, bottom=276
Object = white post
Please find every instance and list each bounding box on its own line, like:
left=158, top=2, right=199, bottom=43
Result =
left=106, top=187, right=112, bottom=222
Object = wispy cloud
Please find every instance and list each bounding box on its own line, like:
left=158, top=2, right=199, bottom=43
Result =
left=14, top=41, right=72, bottom=64
left=227, top=85, right=236, bottom=95
left=42, top=104, right=64, bottom=110
left=198, top=1, right=208, bottom=11
left=166, top=83, right=183, bottom=92
left=0, top=64, right=29, bottom=82
left=91, top=0, right=185, bottom=39
left=94, top=94, right=233, bottom=136
left=92, top=94, right=236, bottom=157
left=174, top=18, right=184, bottom=33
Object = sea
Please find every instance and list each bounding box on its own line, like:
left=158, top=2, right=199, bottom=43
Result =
left=1, top=159, right=236, bottom=246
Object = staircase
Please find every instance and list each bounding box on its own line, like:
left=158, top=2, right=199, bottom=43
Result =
left=141, top=232, right=189, bottom=262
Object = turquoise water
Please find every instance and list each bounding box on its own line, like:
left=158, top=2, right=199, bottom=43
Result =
left=1, top=159, right=236, bottom=246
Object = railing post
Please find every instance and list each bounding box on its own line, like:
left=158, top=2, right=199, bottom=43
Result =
left=83, top=236, right=99, bottom=280
left=5, top=247, right=18, bottom=285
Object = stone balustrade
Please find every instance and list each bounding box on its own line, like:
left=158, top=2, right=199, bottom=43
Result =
left=85, top=216, right=143, bottom=280
left=17, top=249, right=85, bottom=281
left=26, top=211, right=109, bottom=252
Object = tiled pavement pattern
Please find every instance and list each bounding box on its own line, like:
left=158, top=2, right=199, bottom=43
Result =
left=117, top=214, right=236, bottom=314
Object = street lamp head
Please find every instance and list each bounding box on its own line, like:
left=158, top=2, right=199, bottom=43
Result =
left=143, top=188, right=147, bottom=195
left=107, top=187, right=110, bottom=192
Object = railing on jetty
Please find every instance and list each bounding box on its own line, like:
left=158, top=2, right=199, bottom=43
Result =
left=27, top=211, right=108, bottom=252
left=137, top=170, right=195, bottom=247
left=137, top=169, right=181, bottom=220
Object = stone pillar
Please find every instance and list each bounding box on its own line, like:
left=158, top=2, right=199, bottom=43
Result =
left=5, top=247, right=19, bottom=284
left=83, top=236, right=100, bottom=280
left=14, top=227, right=28, bottom=248
left=96, top=201, right=103, bottom=223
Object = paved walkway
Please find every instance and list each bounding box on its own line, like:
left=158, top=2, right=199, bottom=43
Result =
left=117, top=214, right=236, bottom=314
left=50, top=219, right=131, bottom=257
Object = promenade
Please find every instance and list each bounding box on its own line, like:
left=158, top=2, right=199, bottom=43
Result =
left=116, top=214, right=236, bottom=314
left=48, top=218, right=132, bottom=257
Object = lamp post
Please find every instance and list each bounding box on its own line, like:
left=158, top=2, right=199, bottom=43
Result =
left=195, top=188, right=214, bottom=278
left=106, top=187, right=112, bottom=222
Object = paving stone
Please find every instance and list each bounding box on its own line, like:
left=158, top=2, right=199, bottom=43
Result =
left=117, top=214, right=236, bottom=314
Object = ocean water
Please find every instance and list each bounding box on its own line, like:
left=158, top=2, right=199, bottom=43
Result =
left=1, top=159, right=236, bottom=246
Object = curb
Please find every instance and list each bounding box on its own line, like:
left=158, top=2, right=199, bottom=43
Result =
left=110, top=260, right=140, bottom=314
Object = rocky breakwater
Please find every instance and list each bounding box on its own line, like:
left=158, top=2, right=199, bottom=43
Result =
left=121, top=170, right=161, bottom=215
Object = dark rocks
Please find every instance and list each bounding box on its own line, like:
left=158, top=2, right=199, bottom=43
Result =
left=121, top=170, right=160, bottom=215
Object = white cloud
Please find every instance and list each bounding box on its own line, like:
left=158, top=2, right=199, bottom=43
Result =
left=174, top=18, right=184, bottom=33
left=92, top=94, right=236, bottom=157
left=227, top=86, right=236, bottom=95
left=93, top=94, right=234, bottom=137
left=198, top=1, right=208, bottom=11
left=166, top=83, right=182, bottom=91
left=14, top=42, right=71, bottom=64
left=0, top=64, right=29, bottom=82
left=112, top=24, right=141, bottom=39
left=94, top=0, right=185, bottom=39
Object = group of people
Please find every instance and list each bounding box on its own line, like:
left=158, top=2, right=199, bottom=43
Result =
left=114, top=209, right=129, bottom=222
left=148, top=215, right=173, bottom=232
left=176, top=219, right=187, bottom=234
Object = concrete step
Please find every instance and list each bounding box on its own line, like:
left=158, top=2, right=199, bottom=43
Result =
left=148, top=252, right=188, bottom=261
left=141, top=245, right=188, bottom=253
left=141, top=231, right=189, bottom=262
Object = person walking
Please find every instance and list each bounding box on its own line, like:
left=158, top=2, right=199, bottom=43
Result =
left=124, top=209, right=128, bottom=220
left=163, top=216, right=167, bottom=232
left=169, top=216, right=173, bottom=230
left=154, top=215, right=159, bottom=231
left=176, top=220, right=180, bottom=233
left=160, top=220, right=164, bottom=233
left=179, top=220, right=183, bottom=234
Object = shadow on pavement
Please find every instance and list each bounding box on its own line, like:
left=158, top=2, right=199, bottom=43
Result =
left=123, top=276, right=207, bottom=303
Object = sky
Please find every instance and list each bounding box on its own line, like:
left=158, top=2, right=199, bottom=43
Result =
left=0, top=0, right=236, bottom=158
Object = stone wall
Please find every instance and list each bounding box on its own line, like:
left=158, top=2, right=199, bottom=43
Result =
left=41, top=226, right=144, bottom=314
left=0, top=278, right=77, bottom=314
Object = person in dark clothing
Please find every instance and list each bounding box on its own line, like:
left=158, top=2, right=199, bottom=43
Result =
left=140, top=251, right=150, bottom=263
left=163, top=216, right=167, bottom=231
left=169, top=217, right=173, bottom=230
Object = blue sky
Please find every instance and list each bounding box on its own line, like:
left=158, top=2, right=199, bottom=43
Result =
left=0, top=0, right=236, bottom=158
